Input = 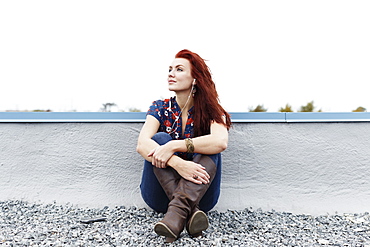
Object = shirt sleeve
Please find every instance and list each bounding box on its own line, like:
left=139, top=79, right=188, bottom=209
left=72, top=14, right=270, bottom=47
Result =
left=146, top=100, right=162, bottom=123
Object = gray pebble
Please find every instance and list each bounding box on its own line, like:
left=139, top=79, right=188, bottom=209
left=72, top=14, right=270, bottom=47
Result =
left=1, top=200, right=370, bottom=246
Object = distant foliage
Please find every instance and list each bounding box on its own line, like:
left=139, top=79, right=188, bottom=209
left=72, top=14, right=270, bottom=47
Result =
left=279, top=104, right=293, bottom=112
left=298, top=101, right=322, bottom=112
left=352, top=106, right=366, bottom=112
left=129, top=108, right=142, bottom=112
left=249, top=105, right=267, bottom=112
left=32, top=109, right=51, bottom=112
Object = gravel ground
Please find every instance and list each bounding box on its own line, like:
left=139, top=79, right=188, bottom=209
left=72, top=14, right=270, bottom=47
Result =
left=1, top=200, right=370, bottom=246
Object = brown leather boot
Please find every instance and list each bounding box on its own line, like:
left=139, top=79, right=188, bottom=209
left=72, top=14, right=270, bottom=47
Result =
left=153, top=155, right=217, bottom=241
left=186, top=206, right=208, bottom=237
left=153, top=166, right=181, bottom=199
left=185, top=155, right=217, bottom=237
left=153, top=167, right=181, bottom=243
left=154, top=192, right=189, bottom=240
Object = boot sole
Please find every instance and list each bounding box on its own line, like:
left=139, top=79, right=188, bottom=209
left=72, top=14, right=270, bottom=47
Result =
left=188, top=211, right=209, bottom=236
left=154, top=222, right=177, bottom=239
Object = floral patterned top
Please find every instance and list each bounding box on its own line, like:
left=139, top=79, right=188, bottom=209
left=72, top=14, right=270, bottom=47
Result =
left=147, top=97, right=194, bottom=160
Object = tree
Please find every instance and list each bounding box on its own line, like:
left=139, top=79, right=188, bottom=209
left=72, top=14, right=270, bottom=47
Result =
left=249, top=105, right=267, bottom=112
left=279, top=104, right=293, bottom=112
left=101, top=103, right=117, bottom=112
left=298, top=101, right=322, bottom=112
left=353, top=106, right=366, bottom=112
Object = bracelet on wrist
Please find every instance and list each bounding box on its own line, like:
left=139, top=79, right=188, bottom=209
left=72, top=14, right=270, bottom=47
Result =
left=185, top=138, right=194, bottom=153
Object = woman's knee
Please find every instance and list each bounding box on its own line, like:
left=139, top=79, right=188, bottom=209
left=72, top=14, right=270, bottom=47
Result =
left=194, top=153, right=221, bottom=167
left=193, top=153, right=222, bottom=212
left=152, top=132, right=172, bottom=146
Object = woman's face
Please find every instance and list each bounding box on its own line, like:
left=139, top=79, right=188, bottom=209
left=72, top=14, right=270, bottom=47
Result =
left=168, top=58, right=194, bottom=93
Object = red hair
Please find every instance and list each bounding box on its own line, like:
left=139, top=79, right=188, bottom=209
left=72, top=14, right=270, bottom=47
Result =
left=175, top=49, right=232, bottom=137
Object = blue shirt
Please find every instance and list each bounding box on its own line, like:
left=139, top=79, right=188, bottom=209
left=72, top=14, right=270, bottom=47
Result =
left=147, top=97, right=194, bottom=140
left=147, top=97, right=194, bottom=160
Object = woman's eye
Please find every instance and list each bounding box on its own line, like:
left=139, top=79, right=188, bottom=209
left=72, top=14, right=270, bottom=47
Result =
left=169, top=67, right=183, bottom=72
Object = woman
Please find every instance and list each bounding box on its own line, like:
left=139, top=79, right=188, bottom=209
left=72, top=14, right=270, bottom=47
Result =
left=137, top=49, right=231, bottom=243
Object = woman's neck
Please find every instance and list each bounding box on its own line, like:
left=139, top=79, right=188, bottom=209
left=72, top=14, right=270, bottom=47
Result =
left=175, top=91, right=194, bottom=112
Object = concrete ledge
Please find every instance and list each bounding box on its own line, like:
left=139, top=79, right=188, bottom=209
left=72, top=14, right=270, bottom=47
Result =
left=0, top=112, right=147, bottom=122
left=2, top=112, right=370, bottom=123
left=1, top=112, right=370, bottom=215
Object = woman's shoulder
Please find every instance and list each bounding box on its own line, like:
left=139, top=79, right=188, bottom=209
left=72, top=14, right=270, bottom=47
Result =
left=147, top=98, right=173, bottom=121
left=147, top=98, right=173, bottom=115
left=150, top=98, right=172, bottom=109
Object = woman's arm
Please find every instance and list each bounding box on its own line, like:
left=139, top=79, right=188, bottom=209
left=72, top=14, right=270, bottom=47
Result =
left=165, top=120, right=228, bottom=184
left=136, top=115, right=185, bottom=169
left=136, top=115, right=211, bottom=184
left=136, top=115, right=161, bottom=163
left=146, top=119, right=228, bottom=175
left=160, top=119, right=229, bottom=156
left=191, top=120, right=229, bottom=154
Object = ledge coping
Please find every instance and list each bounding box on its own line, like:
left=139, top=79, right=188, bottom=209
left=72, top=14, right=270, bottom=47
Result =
left=1, top=112, right=370, bottom=123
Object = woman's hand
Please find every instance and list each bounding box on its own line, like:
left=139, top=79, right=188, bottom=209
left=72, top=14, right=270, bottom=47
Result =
left=173, top=159, right=211, bottom=185
left=147, top=142, right=175, bottom=168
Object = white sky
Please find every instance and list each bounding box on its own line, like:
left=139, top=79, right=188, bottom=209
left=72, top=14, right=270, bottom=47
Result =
left=1, top=0, right=369, bottom=112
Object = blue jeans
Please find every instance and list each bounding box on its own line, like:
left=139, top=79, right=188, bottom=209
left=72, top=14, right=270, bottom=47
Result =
left=140, top=132, right=222, bottom=213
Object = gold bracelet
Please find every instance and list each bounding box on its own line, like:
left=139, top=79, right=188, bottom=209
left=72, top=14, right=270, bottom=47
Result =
left=185, top=138, right=194, bottom=153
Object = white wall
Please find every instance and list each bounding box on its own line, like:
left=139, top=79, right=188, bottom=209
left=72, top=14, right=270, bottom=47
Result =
left=1, top=122, right=370, bottom=215
left=223, top=122, right=370, bottom=215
